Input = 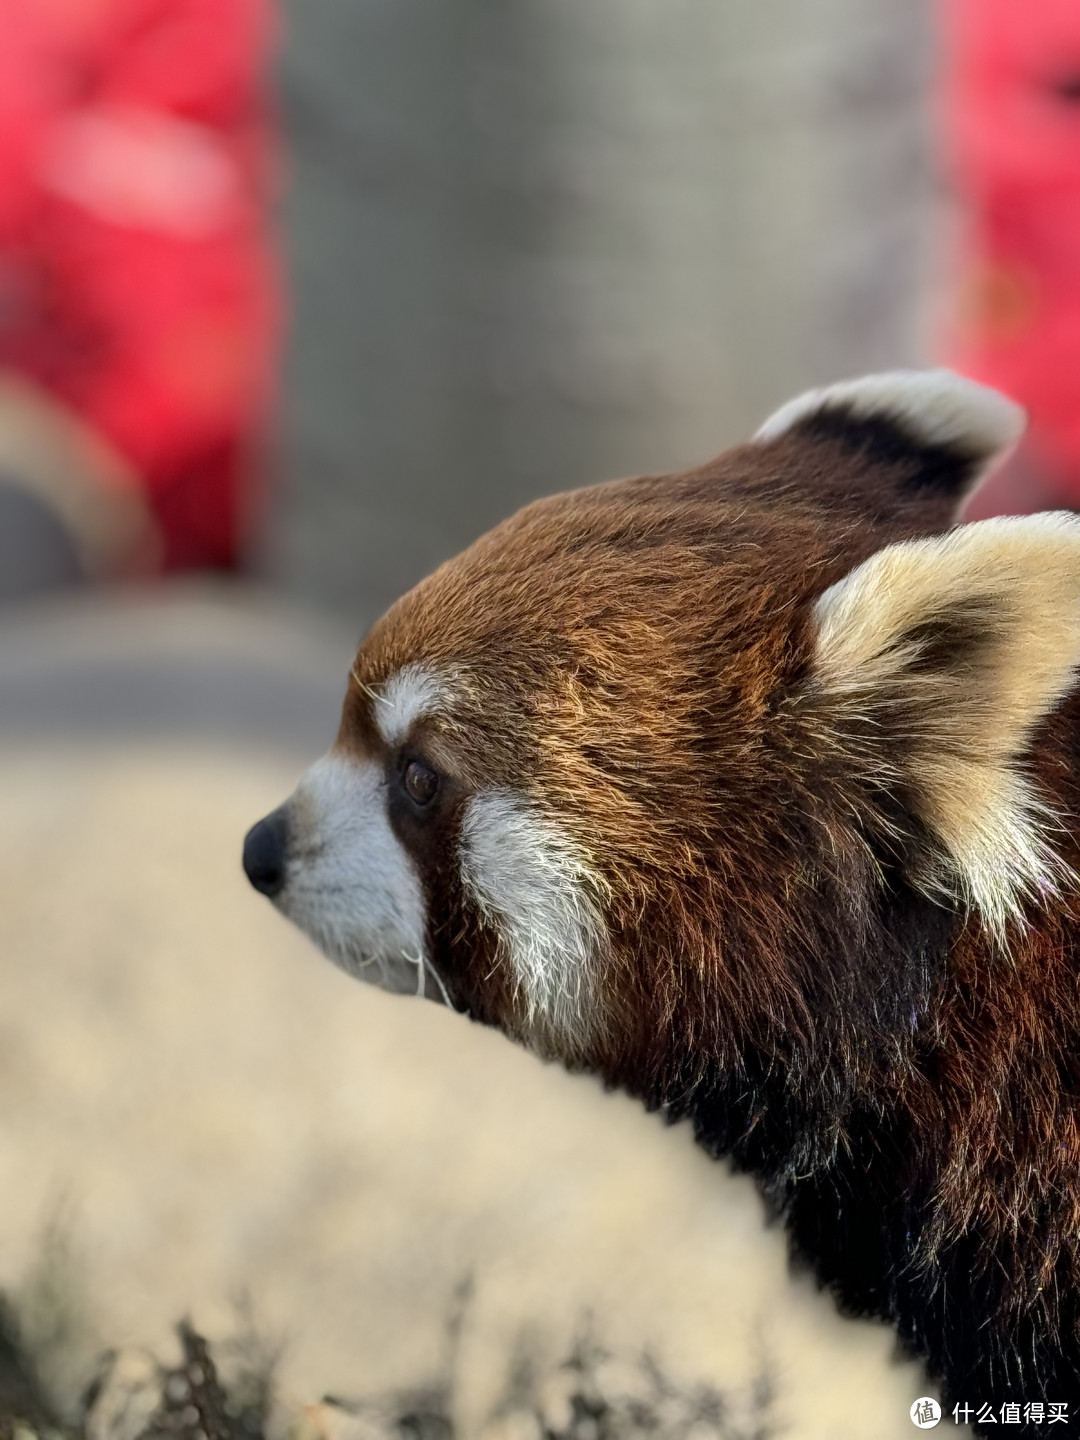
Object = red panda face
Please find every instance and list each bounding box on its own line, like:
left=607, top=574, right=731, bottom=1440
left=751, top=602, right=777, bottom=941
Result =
left=245, top=371, right=1080, bottom=1092
left=244, top=370, right=1080, bottom=1415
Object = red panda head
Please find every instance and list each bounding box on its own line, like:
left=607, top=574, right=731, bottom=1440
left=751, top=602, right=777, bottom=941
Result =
left=244, top=370, right=1080, bottom=1103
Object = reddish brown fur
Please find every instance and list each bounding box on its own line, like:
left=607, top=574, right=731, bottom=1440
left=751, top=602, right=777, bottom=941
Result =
left=272, top=407, right=1080, bottom=1428
left=349, top=431, right=977, bottom=1065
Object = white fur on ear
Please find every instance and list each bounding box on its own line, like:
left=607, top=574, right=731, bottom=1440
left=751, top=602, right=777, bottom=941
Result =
left=812, top=514, right=1080, bottom=933
left=756, top=369, right=1025, bottom=471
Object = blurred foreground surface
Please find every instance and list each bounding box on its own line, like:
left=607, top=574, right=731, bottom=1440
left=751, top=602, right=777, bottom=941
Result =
left=0, top=589, right=935, bottom=1439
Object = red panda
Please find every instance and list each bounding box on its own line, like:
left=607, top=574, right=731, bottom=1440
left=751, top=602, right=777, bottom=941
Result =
left=244, top=370, right=1080, bottom=1434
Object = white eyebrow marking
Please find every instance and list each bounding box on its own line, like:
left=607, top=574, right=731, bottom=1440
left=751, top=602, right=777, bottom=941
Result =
left=368, top=663, right=451, bottom=747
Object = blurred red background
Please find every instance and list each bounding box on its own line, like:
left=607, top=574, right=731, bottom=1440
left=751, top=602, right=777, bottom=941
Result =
left=942, top=0, right=1080, bottom=518
left=2, top=0, right=1080, bottom=584
left=0, top=0, right=278, bottom=572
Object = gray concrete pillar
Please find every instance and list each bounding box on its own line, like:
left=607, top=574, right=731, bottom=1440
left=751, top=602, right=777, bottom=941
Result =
left=271, top=0, right=934, bottom=621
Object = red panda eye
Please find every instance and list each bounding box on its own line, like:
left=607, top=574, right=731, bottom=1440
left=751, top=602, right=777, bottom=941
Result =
left=403, top=758, right=440, bottom=808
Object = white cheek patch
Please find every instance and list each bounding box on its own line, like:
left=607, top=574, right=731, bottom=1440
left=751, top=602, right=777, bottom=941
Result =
left=277, top=754, right=435, bottom=996
left=370, top=663, right=452, bottom=748
left=459, top=790, right=610, bottom=1048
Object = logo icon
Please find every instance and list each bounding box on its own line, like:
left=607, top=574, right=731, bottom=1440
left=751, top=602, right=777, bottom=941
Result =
left=910, top=1397, right=942, bottom=1429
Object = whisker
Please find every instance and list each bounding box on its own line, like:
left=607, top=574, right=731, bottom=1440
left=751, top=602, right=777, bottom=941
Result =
left=401, top=949, right=459, bottom=1010
left=350, top=667, right=391, bottom=706
left=424, top=955, right=459, bottom=1010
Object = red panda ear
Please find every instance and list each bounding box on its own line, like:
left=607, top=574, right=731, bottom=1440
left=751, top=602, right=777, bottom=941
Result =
left=810, top=514, right=1080, bottom=934
left=755, top=370, right=1025, bottom=524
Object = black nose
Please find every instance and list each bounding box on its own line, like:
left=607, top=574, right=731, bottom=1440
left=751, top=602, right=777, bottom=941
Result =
left=243, top=810, right=290, bottom=898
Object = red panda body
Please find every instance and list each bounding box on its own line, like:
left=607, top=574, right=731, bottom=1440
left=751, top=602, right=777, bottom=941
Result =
left=245, top=372, right=1080, bottom=1433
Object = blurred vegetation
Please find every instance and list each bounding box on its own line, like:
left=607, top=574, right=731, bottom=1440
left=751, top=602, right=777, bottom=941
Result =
left=0, top=1284, right=777, bottom=1440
